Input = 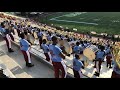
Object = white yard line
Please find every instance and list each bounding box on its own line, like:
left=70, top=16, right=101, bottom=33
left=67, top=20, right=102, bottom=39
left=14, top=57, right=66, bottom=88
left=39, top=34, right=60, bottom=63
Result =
left=50, top=12, right=98, bottom=25
left=50, top=12, right=86, bottom=20
left=50, top=19, right=98, bottom=25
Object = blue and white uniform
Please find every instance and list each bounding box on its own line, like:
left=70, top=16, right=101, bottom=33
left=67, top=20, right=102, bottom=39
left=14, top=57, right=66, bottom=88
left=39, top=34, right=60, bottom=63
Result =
left=49, top=44, right=67, bottom=78
left=20, top=39, right=31, bottom=51
left=79, top=44, right=85, bottom=52
left=47, top=34, right=52, bottom=41
left=95, top=50, right=106, bottom=73
left=41, top=44, right=49, bottom=53
left=20, top=39, right=31, bottom=63
left=38, top=31, right=43, bottom=38
left=113, top=61, right=120, bottom=75
left=73, top=45, right=80, bottom=54
left=0, top=27, right=6, bottom=37
left=6, top=33, right=12, bottom=49
left=73, top=58, right=83, bottom=78
left=96, top=50, right=106, bottom=61
left=73, top=58, right=83, bottom=71
left=41, top=43, right=50, bottom=61
left=105, top=47, right=111, bottom=54
left=49, top=44, right=63, bottom=62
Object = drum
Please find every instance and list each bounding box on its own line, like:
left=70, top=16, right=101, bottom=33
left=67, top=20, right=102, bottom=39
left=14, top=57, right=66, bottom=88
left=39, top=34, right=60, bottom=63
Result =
left=46, top=41, right=52, bottom=45
left=42, top=35, right=47, bottom=41
left=79, top=55, right=89, bottom=68
left=58, top=39, right=72, bottom=54
left=83, top=45, right=99, bottom=61
left=28, top=33, right=34, bottom=45
left=33, top=32, right=38, bottom=39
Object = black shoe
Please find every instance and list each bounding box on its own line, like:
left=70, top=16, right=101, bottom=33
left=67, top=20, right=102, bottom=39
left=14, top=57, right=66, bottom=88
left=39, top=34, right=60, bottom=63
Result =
left=94, top=72, right=100, bottom=77
left=93, top=66, right=96, bottom=68
left=8, top=48, right=14, bottom=52
left=27, top=63, right=34, bottom=67
left=67, top=54, right=70, bottom=57
left=26, top=63, right=29, bottom=66
left=109, top=67, right=112, bottom=69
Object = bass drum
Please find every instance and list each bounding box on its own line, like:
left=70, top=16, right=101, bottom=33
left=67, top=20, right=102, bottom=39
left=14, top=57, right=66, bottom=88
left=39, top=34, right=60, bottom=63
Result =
left=27, top=33, right=34, bottom=45
left=79, top=55, right=89, bottom=68
left=83, top=45, right=99, bottom=61
left=58, top=39, right=72, bottom=55
left=42, top=35, right=47, bottom=41
left=33, top=32, right=38, bottom=39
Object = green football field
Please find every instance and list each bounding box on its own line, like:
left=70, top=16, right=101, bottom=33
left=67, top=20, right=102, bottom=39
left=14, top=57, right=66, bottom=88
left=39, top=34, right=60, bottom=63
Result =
left=40, top=12, right=120, bottom=35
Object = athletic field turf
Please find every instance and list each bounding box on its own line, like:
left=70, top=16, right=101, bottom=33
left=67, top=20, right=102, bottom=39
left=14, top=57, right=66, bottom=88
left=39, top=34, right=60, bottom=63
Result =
left=40, top=12, right=120, bottom=35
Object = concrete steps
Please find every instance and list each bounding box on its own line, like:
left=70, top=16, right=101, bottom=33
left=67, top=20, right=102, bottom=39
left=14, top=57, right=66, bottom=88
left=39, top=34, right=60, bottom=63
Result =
left=0, top=39, right=54, bottom=78
left=0, top=55, right=32, bottom=78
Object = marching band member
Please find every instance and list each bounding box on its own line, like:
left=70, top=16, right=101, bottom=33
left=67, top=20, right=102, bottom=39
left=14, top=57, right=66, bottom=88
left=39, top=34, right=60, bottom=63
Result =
left=20, top=33, right=34, bottom=67
left=46, top=32, right=52, bottom=46
left=8, top=25, right=15, bottom=41
left=106, top=52, right=112, bottom=68
left=111, top=61, right=120, bottom=78
left=41, top=39, right=50, bottom=62
left=5, top=29, right=14, bottom=52
left=0, top=22, right=6, bottom=39
left=1, top=22, right=14, bottom=52
left=47, top=33, right=52, bottom=41
left=83, top=41, right=88, bottom=48
left=49, top=36, right=67, bottom=78
left=73, top=54, right=84, bottom=78
left=79, top=41, right=85, bottom=54
left=38, top=29, right=43, bottom=48
left=105, top=44, right=111, bottom=55
left=93, top=44, right=102, bottom=68
left=24, top=31, right=31, bottom=44
left=15, top=24, right=21, bottom=37
left=73, top=41, right=80, bottom=55
left=94, top=46, right=106, bottom=77
left=79, top=51, right=88, bottom=67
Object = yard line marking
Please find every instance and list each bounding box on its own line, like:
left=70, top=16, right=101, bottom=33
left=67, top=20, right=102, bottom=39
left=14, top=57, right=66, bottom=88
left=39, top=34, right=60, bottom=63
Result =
left=50, top=19, right=98, bottom=25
